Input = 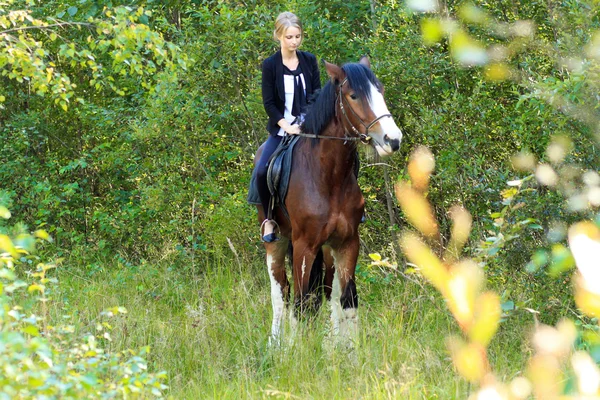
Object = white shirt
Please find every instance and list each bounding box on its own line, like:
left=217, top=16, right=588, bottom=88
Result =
left=277, top=72, right=306, bottom=136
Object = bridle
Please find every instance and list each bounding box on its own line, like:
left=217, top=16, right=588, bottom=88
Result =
left=296, top=77, right=393, bottom=144
left=337, top=78, right=393, bottom=144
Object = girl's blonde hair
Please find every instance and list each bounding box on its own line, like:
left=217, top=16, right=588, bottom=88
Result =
left=273, top=12, right=303, bottom=41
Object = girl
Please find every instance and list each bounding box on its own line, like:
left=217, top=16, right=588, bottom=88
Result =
left=257, top=11, right=321, bottom=242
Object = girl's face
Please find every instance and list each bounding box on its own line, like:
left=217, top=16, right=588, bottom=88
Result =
left=279, top=26, right=302, bottom=53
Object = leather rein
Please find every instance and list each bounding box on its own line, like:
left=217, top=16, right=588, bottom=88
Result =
left=295, top=78, right=393, bottom=144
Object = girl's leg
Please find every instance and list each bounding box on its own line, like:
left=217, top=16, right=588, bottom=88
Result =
left=256, top=135, right=282, bottom=241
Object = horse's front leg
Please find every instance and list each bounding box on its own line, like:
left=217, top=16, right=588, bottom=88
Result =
left=266, top=238, right=290, bottom=346
left=329, top=237, right=360, bottom=342
left=291, top=239, right=324, bottom=317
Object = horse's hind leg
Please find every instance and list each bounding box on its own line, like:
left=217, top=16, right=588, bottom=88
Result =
left=323, top=246, right=335, bottom=301
left=329, top=238, right=360, bottom=342
left=266, top=238, right=290, bottom=346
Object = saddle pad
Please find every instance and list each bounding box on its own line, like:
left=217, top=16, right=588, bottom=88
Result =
left=247, top=135, right=301, bottom=219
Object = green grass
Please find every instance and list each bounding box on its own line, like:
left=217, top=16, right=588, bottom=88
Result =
left=49, top=252, right=530, bottom=399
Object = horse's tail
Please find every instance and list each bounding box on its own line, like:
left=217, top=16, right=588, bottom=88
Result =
left=288, top=243, right=325, bottom=314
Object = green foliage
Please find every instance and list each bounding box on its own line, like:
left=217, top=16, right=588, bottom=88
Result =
left=0, top=1, right=186, bottom=110
left=0, top=217, right=167, bottom=398
left=2, top=0, right=600, bottom=395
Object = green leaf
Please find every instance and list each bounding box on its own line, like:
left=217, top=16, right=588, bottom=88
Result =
left=501, top=300, right=515, bottom=311
left=526, top=250, right=549, bottom=273
left=548, top=244, right=575, bottom=277
left=68, top=6, right=78, bottom=16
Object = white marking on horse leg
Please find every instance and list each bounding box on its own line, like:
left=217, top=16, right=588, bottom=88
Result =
left=329, top=263, right=343, bottom=336
left=342, top=307, right=359, bottom=341
left=287, top=306, right=298, bottom=345
left=301, top=255, right=307, bottom=283
left=267, top=254, right=284, bottom=346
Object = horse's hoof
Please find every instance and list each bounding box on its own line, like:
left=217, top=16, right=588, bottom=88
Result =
left=262, top=233, right=280, bottom=243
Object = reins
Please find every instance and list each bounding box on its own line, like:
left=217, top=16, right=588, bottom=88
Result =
left=295, top=77, right=393, bottom=145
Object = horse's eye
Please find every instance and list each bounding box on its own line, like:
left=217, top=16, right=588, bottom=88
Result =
left=349, top=93, right=358, bottom=100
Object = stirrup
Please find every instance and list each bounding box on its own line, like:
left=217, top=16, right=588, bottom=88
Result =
left=260, top=219, right=280, bottom=243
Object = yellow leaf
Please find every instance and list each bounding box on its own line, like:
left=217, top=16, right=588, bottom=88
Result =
left=28, top=284, right=44, bottom=293
left=500, top=187, right=518, bottom=199
left=450, top=30, right=488, bottom=66
left=0, top=234, right=18, bottom=258
left=34, top=229, right=51, bottom=241
left=527, top=354, right=563, bottom=399
left=468, top=291, right=501, bottom=347
left=448, top=337, right=487, bottom=383
left=407, top=146, right=435, bottom=192
left=569, top=221, right=600, bottom=294
left=485, top=63, right=512, bottom=81
left=368, top=253, right=382, bottom=262
left=571, top=351, right=600, bottom=396
left=575, top=274, right=600, bottom=318
left=446, top=260, right=483, bottom=331
left=0, top=206, right=10, bottom=219
left=396, top=182, right=439, bottom=239
left=444, top=205, right=472, bottom=261
left=532, top=320, right=576, bottom=358
left=511, top=152, right=536, bottom=171
left=21, top=325, right=40, bottom=337
left=27, top=377, right=44, bottom=388
left=421, top=18, right=443, bottom=45
left=458, top=3, right=489, bottom=24
left=400, top=233, right=448, bottom=294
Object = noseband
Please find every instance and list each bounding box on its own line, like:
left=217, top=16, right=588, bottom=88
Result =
left=295, top=77, right=393, bottom=144
left=337, top=78, right=393, bottom=144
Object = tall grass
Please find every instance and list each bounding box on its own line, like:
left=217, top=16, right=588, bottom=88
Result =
left=51, top=252, right=530, bottom=399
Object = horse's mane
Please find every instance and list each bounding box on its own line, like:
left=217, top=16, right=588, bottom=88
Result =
left=302, top=62, right=382, bottom=136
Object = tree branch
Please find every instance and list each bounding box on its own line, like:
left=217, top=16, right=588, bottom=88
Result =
left=0, top=22, right=94, bottom=35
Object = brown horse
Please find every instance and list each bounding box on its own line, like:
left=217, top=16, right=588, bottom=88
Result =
left=254, top=57, right=402, bottom=344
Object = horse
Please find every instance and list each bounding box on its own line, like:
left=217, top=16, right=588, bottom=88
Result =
left=254, top=56, right=403, bottom=345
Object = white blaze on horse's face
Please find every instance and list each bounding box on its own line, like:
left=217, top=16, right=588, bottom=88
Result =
left=367, top=82, right=403, bottom=157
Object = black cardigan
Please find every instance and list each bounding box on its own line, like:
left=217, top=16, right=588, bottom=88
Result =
left=261, top=50, right=321, bottom=137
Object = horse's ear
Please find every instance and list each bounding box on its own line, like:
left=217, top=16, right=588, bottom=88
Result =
left=323, top=60, right=344, bottom=85
left=359, top=55, right=371, bottom=69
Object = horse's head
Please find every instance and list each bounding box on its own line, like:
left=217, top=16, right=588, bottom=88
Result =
left=324, top=57, right=403, bottom=157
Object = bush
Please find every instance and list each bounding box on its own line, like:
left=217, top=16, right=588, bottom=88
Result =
left=0, top=215, right=167, bottom=398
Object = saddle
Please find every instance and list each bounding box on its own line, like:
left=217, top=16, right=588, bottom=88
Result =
left=247, top=135, right=301, bottom=220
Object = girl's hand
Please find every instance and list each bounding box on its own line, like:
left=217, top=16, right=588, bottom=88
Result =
left=286, top=124, right=301, bottom=135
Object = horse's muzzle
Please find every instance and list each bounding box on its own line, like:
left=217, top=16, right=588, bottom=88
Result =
left=384, top=135, right=401, bottom=152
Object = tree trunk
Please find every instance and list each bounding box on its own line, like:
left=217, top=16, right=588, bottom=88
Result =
left=369, top=0, right=377, bottom=31
left=169, top=8, right=181, bottom=30
left=384, top=165, right=397, bottom=227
